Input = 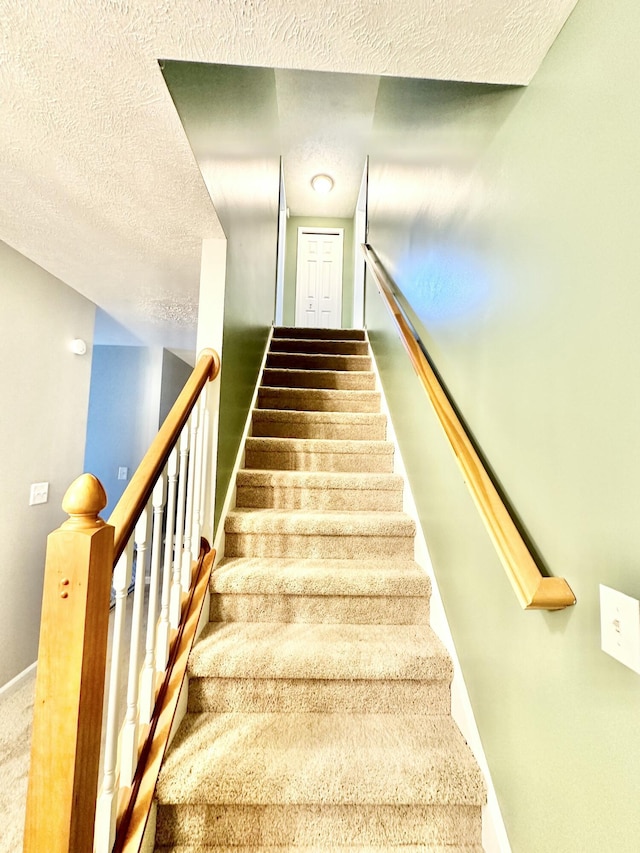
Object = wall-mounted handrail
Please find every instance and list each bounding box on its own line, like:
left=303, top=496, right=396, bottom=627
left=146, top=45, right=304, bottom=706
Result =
left=24, top=346, right=221, bottom=853
left=362, top=244, right=575, bottom=611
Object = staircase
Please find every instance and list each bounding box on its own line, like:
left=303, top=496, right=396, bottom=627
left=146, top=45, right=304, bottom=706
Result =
left=154, top=327, right=486, bottom=851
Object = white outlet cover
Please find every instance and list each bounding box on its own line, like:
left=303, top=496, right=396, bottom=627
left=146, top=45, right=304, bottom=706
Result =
left=29, top=482, right=49, bottom=506
left=600, top=584, right=640, bottom=674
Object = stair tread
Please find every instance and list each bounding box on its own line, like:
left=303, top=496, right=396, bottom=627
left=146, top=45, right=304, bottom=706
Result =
left=157, top=846, right=485, bottom=852
left=257, top=388, right=381, bottom=414
left=270, top=337, right=369, bottom=355
left=236, top=469, right=403, bottom=491
left=189, top=622, right=449, bottom=681
left=266, top=352, right=372, bottom=369
left=245, top=437, right=393, bottom=454
left=225, top=509, right=415, bottom=536
left=211, top=557, right=429, bottom=596
left=157, top=712, right=486, bottom=806
left=252, top=410, right=386, bottom=424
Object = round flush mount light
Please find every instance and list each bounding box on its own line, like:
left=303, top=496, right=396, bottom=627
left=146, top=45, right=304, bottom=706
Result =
left=70, top=338, right=87, bottom=355
left=311, top=174, right=334, bottom=194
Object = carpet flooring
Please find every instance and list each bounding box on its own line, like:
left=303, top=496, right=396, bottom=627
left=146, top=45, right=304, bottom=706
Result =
left=154, top=328, right=486, bottom=851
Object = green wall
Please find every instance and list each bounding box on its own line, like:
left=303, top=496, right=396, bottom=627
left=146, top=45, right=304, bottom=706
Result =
left=283, top=216, right=354, bottom=327
left=161, top=62, right=280, bottom=531
left=366, top=0, right=640, bottom=849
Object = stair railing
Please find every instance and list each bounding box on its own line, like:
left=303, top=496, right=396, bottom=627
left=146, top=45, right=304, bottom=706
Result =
left=362, top=244, right=575, bottom=611
left=23, top=347, right=220, bottom=853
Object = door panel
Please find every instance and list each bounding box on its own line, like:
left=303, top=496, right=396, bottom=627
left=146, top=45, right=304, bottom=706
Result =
left=295, top=229, right=343, bottom=328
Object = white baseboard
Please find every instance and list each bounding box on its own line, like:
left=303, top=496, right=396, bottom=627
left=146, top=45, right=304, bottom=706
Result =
left=0, top=660, right=37, bottom=697
left=365, top=331, right=512, bottom=853
left=211, top=326, right=274, bottom=564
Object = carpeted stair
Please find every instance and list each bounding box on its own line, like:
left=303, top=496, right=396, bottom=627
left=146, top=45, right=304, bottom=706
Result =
left=154, top=327, right=486, bottom=851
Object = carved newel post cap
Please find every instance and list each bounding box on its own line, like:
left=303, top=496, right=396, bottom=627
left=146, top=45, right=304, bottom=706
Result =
left=62, top=474, right=108, bottom=529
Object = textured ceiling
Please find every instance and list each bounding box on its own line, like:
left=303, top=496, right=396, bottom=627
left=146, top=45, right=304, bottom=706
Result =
left=0, top=0, right=578, bottom=349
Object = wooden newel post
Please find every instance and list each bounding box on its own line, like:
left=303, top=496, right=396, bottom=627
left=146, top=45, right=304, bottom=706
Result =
left=24, top=474, right=115, bottom=853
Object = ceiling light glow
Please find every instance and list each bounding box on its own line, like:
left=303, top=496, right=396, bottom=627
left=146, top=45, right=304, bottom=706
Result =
left=311, top=174, right=334, bottom=194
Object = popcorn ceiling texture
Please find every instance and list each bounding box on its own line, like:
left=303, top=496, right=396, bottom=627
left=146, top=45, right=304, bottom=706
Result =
left=0, top=0, right=577, bottom=347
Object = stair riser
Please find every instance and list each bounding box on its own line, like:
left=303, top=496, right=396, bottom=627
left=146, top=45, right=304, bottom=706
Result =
left=208, top=593, right=429, bottom=624
left=224, top=533, right=415, bottom=560
left=187, top=677, right=448, bottom=715
left=262, top=369, right=376, bottom=391
left=244, top=450, right=393, bottom=473
left=235, top=485, right=403, bottom=511
left=251, top=420, right=387, bottom=440
left=273, top=327, right=366, bottom=341
left=266, top=353, right=372, bottom=372
left=155, top=803, right=482, bottom=847
left=270, top=338, right=369, bottom=355
left=257, top=389, right=381, bottom=413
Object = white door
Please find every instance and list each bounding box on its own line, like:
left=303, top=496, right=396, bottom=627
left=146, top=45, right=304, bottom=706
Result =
left=295, top=228, right=343, bottom=328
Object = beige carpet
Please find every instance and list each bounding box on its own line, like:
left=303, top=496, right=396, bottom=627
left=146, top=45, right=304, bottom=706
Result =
left=155, top=327, right=486, bottom=851
left=0, top=673, right=35, bottom=853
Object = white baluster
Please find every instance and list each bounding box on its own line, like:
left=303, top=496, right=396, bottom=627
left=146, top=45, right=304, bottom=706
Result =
left=191, top=389, right=207, bottom=560
left=181, top=410, right=199, bottom=590
left=94, top=540, right=133, bottom=853
left=119, top=507, right=150, bottom=788
left=198, top=405, right=211, bottom=547
left=139, top=475, right=166, bottom=725
left=170, top=426, right=190, bottom=628
left=157, top=447, right=178, bottom=671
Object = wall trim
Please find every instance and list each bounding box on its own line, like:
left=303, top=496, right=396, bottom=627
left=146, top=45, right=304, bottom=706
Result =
left=0, top=660, right=37, bottom=697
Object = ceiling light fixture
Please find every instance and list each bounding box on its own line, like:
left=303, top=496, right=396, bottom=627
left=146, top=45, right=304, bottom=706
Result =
left=311, top=174, right=334, bottom=194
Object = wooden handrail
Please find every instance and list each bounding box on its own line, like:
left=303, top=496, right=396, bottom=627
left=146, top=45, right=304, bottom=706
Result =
left=362, top=244, right=575, bottom=610
left=109, top=348, right=220, bottom=563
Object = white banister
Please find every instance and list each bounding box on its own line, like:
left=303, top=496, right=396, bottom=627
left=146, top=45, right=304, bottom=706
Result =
left=95, top=540, right=133, bottom=853
left=119, top=506, right=149, bottom=788
left=139, top=475, right=166, bottom=725
left=157, top=447, right=178, bottom=671
left=26, top=349, right=220, bottom=853
left=181, top=410, right=199, bottom=589
left=170, top=427, right=190, bottom=628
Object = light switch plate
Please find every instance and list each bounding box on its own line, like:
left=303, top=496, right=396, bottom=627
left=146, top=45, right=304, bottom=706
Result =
left=29, top=482, right=49, bottom=505
left=118, top=466, right=128, bottom=481
left=600, top=584, right=640, bottom=673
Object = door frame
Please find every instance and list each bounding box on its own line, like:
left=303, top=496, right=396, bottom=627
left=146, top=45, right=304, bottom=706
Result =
left=294, top=227, right=344, bottom=328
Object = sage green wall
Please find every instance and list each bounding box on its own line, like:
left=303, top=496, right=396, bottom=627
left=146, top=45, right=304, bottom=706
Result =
left=0, top=241, right=95, bottom=687
left=366, top=0, right=640, bottom=849
left=283, top=216, right=354, bottom=328
left=162, top=62, right=280, bottom=531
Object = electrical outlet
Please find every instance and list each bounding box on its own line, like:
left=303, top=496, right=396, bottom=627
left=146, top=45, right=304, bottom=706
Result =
left=29, top=482, right=49, bottom=506
left=118, top=466, right=128, bottom=481
left=600, top=584, right=640, bottom=673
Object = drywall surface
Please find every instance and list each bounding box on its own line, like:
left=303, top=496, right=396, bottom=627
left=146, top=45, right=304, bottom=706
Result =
left=161, top=62, right=280, bottom=531
left=365, top=0, right=640, bottom=849
left=159, top=349, right=192, bottom=428
left=284, top=217, right=355, bottom=328
left=0, top=241, right=95, bottom=687
left=84, top=346, right=164, bottom=517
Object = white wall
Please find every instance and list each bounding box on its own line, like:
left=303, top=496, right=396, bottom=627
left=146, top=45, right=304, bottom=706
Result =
left=0, top=241, right=95, bottom=687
